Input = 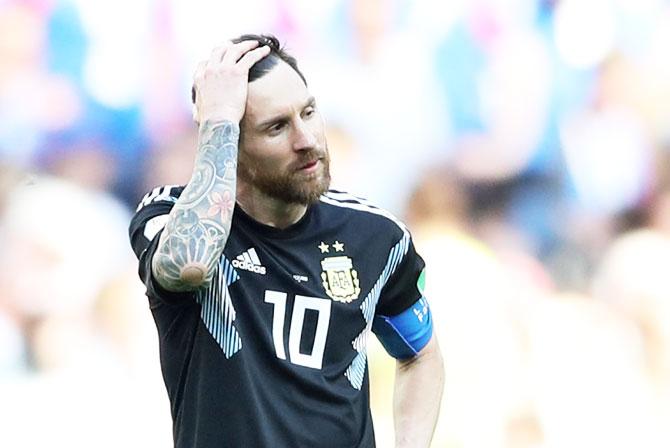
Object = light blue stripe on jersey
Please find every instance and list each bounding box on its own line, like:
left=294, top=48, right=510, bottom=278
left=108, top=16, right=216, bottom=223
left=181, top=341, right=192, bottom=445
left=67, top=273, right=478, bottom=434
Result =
left=373, top=297, right=433, bottom=359
left=321, top=192, right=415, bottom=388
left=196, top=258, right=242, bottom=358
left=343, top=232, right=411, bottom=389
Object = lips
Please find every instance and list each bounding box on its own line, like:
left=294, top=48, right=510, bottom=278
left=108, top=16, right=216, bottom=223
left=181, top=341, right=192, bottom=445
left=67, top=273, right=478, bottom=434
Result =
left=296, top=155, right=322, bottom=172
left=300, top=160, right=318, bottom=170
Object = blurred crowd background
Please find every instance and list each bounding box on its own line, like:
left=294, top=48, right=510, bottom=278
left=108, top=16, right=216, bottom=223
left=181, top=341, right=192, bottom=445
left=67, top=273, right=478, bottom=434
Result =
left=1, top=0, right=669, bottom=446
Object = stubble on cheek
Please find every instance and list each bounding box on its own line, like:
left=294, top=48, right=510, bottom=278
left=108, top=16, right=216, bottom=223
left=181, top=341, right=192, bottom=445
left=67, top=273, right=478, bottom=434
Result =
left=236, top=143, right=331, bottom=205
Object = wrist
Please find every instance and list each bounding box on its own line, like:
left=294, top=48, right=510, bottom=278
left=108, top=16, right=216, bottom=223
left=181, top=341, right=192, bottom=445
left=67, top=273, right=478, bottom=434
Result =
left=197, top=105, right=244, bottom=126
left=199, top=119, right=241, bottom=136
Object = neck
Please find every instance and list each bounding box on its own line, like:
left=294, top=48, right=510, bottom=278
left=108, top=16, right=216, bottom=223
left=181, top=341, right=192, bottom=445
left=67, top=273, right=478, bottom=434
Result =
left=236, top=182, right=308, bottom=229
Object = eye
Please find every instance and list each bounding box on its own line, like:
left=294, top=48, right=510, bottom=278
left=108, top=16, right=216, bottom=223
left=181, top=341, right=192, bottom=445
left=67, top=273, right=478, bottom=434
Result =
left=268, top=121, right=286, bottom=135
left=303, top=106, right=316, bottom=119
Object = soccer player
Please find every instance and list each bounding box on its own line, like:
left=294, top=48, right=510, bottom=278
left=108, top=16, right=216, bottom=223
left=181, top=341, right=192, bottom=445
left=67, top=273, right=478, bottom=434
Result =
left=129, top=34, right=444, bottom=448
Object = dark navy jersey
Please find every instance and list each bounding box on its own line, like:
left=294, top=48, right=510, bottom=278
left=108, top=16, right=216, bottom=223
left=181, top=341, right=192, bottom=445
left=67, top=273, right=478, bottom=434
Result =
left=128, top=185, right=431, bottom=448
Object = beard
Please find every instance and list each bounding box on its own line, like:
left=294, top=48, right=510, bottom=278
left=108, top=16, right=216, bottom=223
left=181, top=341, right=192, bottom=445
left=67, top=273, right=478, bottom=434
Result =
left=238, top=147, right=331, bottom=206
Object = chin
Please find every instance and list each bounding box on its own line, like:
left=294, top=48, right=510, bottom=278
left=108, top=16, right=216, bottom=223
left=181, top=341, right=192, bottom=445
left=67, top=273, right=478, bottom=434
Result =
left=293, top=177, right=331, bottom=205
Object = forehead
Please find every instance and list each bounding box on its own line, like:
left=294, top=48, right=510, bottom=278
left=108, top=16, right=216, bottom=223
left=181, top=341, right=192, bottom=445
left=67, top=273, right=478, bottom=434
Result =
left=244, top=61, right=310, bottom=122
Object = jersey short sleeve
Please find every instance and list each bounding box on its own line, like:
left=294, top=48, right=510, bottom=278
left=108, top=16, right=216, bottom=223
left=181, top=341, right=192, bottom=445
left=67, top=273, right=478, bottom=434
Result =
left=372, top=235, right=433, bottom=359
left=128, top=185, right=194, bottom=304
left=375, top=237, right=425, bottom=316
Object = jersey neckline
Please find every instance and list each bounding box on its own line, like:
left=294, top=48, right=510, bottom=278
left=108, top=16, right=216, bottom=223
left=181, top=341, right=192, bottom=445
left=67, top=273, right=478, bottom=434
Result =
left=232, top=202, right=314, bottom=239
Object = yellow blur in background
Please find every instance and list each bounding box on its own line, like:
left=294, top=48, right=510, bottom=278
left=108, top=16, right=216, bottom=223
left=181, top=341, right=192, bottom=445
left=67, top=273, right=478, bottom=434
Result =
left=1, top=0, right=670, bottom=446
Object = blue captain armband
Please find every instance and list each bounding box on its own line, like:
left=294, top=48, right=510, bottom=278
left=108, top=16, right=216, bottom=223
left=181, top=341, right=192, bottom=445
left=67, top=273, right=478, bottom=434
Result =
left=372, top=298, right=433, bottom=360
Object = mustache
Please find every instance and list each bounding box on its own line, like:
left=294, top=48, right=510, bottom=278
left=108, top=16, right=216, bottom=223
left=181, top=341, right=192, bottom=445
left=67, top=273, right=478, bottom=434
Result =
left=291, top=150, right=328, bottom=170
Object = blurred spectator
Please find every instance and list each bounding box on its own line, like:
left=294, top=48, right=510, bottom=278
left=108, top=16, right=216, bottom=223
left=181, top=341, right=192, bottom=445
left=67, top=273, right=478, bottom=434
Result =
left=1, top=174, right=130, bottom=317
left=36, top=137, right=119, bottom=192
left=403, top=165, right=547, bottom=447
left=525, top=291, right=664, bottom=448
left=0, top=171, right=172, bottom=446
left=0, top=165, right=29, bottom=376
left=139, top=127, right=197, bottom=194
left=307, top=0, right=449, bottom=214
left=591, top=172, right=670, bottom=446
left=3, top=0, right=670, bottom=446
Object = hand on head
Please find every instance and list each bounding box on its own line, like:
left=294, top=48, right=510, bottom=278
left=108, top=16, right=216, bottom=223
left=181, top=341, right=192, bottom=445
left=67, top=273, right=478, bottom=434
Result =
left=192, top=40, right=271, bottom=124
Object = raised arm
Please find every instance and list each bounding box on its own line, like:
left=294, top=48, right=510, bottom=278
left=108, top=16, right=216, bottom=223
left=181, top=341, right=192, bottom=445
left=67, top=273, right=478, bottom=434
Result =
left=152, top=40, right=270, bottom=292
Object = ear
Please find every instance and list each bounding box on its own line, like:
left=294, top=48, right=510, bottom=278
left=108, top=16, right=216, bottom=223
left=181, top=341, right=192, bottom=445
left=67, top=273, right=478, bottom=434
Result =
left=191, top=85, right=199, bottom=124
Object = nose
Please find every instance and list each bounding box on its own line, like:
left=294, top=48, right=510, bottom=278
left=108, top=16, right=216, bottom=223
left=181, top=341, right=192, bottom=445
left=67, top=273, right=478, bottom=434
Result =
left=292, top=118, right=317, bottom=152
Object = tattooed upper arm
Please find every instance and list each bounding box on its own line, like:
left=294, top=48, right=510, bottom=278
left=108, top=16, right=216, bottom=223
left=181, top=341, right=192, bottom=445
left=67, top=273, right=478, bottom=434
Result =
left=152, top=120, right=239, bottom=292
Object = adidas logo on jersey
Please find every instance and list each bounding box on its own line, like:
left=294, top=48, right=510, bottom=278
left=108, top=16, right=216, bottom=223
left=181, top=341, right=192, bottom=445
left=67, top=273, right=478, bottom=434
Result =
left=232, top=248, right=267, bottom=275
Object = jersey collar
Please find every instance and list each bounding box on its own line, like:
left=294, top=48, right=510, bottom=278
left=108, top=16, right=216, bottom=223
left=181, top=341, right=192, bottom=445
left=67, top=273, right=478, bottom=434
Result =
left=232, top=202, right=315, bottom=239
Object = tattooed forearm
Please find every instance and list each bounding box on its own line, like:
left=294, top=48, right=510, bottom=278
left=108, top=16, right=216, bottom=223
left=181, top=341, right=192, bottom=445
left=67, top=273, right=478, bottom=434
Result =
left=152, top=120, right=239, bottom=291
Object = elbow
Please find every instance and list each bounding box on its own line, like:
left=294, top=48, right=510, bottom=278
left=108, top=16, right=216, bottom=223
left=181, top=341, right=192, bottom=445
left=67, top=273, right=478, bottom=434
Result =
left=152, top=255, right=216, bottom=292
left=398, top=333, right=443, bottom=372
left=178, top=262, right=212, bottom=289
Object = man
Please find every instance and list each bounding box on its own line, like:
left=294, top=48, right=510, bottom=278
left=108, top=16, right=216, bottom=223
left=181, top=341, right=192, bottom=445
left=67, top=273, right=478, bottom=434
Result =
left=129, top=34, right=443, bottom=447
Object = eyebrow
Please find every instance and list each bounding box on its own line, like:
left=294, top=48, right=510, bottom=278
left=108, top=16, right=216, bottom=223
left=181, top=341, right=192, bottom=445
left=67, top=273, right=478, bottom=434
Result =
left=256, top=96, right=316, bottom=130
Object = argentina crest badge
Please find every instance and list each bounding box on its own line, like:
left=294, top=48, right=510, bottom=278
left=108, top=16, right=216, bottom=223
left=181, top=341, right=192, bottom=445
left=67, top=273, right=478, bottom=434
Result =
left=320, top=255, right=361, bottom=303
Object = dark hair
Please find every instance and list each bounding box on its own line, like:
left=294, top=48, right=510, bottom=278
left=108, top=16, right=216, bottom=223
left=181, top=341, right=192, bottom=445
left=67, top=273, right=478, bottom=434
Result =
left=191, top=33, right=306, bottom=104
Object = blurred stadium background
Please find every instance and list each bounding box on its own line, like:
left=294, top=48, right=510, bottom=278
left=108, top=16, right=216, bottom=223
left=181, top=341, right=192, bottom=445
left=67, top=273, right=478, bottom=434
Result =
left=1, top=0, right=669, bottom=446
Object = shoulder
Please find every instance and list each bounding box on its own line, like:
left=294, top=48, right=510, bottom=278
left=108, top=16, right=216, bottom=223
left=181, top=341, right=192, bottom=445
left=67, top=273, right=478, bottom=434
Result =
left=128, top=185, right=184, bottom=257
left=131, top=184, right=184, bottom=234
left=134, top=184, right=184, bottom=213
left=318, top=190, right=409, bottom=238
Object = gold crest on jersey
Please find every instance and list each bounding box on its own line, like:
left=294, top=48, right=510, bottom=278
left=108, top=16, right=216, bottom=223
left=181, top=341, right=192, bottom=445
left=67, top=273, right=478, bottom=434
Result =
left=320, top=255, right=361, bottom=303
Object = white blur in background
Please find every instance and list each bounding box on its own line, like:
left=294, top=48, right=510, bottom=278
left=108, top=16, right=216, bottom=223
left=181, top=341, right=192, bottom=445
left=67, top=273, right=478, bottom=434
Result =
left=1, top=0, right=670, bottom=447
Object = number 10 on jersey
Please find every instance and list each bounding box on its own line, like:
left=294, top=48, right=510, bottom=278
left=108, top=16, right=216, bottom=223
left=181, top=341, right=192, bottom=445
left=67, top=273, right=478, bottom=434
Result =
left=264, top=291, right=332, bottom=369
